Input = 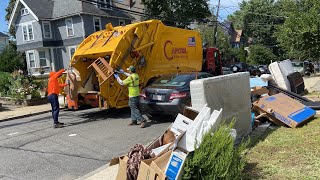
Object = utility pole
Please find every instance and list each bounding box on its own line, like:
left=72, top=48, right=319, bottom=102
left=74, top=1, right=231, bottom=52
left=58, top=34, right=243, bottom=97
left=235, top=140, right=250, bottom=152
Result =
left=213, top=0, right=221, bottom=46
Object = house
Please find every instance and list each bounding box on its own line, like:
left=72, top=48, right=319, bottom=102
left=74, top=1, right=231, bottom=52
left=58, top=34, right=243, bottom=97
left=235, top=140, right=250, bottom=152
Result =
left=0, top=32, right=9, bottom=52
left=8, top=0, right=143, bottom=77
left=220, top=21, right=243, bottom=48
left=113, top=0, right=144, bottom=23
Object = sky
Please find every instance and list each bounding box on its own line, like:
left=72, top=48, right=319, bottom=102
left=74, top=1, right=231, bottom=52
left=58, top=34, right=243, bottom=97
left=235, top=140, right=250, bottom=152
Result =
left=210, top=0, right=242, bottom=20
left=0, top=0, right=241, bottom=34
left=0, top=0, right=9, bottom=34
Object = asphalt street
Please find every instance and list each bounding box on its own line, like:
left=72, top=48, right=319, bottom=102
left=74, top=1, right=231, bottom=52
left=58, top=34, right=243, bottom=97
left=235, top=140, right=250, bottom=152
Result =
left=0, top=108, right=172, bottom=180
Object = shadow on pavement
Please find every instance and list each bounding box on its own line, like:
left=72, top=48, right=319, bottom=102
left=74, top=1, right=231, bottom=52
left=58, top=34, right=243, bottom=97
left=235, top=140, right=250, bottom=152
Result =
left=65, top=108, right=132, bottom=127
left=143, top=114, right=175, bottom=128
left=0, top=106, right=12, bottom=112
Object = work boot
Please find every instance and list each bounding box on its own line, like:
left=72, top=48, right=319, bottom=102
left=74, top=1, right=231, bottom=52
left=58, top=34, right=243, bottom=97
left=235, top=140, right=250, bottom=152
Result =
left=140, top=119, right=147, bottom=128
left=128, top=121, right=137, bottom=126
left=53, top=124, right=64, bottom=128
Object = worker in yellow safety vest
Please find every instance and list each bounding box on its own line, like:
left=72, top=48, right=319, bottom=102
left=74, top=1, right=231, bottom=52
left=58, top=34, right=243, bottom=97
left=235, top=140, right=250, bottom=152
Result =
left=114, top=66, right=147, bottom=128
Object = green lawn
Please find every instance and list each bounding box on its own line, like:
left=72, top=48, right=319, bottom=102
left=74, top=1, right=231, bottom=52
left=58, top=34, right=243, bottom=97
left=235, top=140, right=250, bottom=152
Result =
left=244, top=118, right=320, bottom=179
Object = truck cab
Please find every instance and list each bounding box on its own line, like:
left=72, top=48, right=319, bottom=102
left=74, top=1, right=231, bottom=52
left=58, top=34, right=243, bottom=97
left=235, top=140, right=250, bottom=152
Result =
left=202, top=47, right=222, bottom=76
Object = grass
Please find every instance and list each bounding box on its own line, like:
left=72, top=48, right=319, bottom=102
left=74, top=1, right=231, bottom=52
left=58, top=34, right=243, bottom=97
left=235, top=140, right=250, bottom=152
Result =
left=244, top=118, right=320, bottom=179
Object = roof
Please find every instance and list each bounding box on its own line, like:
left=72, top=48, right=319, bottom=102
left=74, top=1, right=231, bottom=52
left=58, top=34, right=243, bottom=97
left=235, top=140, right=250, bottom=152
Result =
left=82, top=2, right=134, bottom=20
left=23, top=0, right=53, bottom=19
left=9, top=0, right=133, bottom=28
left=0, top=32, right=9, bottom=38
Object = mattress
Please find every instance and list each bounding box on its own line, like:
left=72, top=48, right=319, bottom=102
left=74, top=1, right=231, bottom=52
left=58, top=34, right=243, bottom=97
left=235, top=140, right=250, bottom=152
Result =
left=190, top=72, right=252, bottom=141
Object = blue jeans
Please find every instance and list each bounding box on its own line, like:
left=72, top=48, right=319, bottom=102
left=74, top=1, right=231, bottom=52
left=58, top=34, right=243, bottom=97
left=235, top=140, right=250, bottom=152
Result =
left=128, top=96, right=145, bottom=122
left=48, top=94, right=60, bottom=124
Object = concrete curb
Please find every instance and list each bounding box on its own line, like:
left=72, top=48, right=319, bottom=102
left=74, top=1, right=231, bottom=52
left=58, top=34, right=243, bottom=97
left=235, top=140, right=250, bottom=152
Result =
left=0, top=110, right=52, bottom=123
left=0, top=107, right=66, bottom=123
left=76, top=164, right=110, bottom=180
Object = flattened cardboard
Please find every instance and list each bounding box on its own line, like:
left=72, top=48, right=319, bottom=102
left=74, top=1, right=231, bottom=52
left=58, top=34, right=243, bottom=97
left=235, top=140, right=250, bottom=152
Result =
left=253, top=93, right=316, bottom=127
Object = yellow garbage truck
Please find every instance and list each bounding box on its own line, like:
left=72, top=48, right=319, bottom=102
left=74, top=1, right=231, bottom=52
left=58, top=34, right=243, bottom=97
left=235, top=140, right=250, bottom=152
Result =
left=65, top=19, right=221, bottom=110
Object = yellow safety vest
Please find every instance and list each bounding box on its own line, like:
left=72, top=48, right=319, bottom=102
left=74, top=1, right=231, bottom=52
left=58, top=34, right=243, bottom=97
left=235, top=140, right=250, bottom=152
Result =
left=123, top=73, right=140, bottom=97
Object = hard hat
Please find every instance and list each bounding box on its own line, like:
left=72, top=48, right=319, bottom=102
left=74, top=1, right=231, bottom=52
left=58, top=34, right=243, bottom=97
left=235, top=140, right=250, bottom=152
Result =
left=127, top=66, right=136, bottom=72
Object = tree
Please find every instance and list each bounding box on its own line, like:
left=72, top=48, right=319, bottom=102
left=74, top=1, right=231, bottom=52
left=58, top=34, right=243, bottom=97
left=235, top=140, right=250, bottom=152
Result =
left=5, top=0, right=16, bottom=37
left=194, top=23, right=232, bottom=61
left=141, top=0, right=211, bottom=28
left=0, top=42, right=25, bottom=72
left=227, top=0, right=287, bottom=46
left=247, top=45, right=277, bottom=65
left=275, top=0, right=320, bottom=60
left=229, top=45, right=247, bottom=63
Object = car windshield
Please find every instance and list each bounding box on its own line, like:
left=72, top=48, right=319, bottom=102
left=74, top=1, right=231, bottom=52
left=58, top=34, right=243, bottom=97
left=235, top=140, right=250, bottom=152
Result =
left=151, top=74, right=192, bottom=87
left=292, top=62, right=303, bottom=67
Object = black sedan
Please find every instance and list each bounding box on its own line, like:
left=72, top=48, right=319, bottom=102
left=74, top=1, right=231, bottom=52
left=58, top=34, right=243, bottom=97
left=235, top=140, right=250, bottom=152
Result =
left=139, top=72, right=213, bottom=116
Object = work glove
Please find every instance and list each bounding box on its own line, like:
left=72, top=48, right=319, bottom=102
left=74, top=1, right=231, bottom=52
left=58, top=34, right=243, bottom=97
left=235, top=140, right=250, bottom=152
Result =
left=114, top=73, right=119, bottom=79
left=119, top=69, right=125, bottom=74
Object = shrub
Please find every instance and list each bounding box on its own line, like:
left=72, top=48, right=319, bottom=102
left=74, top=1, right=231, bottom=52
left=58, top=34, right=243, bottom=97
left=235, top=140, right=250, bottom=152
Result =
left=8, top=71, right=38, bottom=101
left=0, top=43, right=25, bottom=72
left=183, top=121, right=248, bottom=180
left=0, top=71, right=13, bottom=96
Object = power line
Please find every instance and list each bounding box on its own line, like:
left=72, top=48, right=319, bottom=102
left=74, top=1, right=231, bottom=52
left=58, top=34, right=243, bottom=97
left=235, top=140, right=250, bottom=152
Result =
left=246, top=12, right=288, bottom=19
left=111, top=0, right=145, bottom=11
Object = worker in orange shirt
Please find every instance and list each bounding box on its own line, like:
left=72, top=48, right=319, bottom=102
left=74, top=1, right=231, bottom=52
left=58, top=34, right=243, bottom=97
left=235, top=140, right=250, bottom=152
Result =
left=47, top=69, right=68, bottom=128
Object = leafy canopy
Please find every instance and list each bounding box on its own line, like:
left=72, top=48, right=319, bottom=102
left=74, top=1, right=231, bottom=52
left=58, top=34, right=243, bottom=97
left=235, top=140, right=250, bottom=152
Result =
left=141, top=0, right=211, bottom=28
left=276, top=0, right=320, bottom=60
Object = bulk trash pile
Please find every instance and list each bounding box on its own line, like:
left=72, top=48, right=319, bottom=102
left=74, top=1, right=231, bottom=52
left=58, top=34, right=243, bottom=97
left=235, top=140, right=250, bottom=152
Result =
left=251, top=59, right=317, bottom=128
left=101, top=73, right=253, bottom=180
left=108, top=106, right=225, bottom=180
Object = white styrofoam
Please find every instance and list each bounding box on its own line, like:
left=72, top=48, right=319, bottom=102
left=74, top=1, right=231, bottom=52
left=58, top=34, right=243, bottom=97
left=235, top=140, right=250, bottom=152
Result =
left=177, top=106, right=211, bottom=152
left=268, top=61, right=292, bottom=91
left=190, top=72, right=252, bottom=141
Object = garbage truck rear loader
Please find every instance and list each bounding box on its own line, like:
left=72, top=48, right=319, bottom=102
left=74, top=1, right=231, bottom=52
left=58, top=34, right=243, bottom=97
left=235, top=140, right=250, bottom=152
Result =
left=66, top=20, right=216, bottom=110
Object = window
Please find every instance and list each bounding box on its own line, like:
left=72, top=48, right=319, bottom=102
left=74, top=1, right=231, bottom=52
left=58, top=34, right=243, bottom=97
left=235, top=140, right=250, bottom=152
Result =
left=152, top=74, right=192, bottom=87
left=39, top=51, right=48, bottom=67
left=119, top=20, right=125, bottom=26
left=42, top=21, right=52, bottom=38
left=93, top=17, right=101, bottom=32
left=22, top=23, right=34, bottom=41
left=21, top=8, right=29, bottom=16
left=27, top=51, right=35, bottom=68
left=65, top=18, right=74, bottom=37
left=97, top=0, right=111, bottom=9
left=69, top=46, right=76, bottom=59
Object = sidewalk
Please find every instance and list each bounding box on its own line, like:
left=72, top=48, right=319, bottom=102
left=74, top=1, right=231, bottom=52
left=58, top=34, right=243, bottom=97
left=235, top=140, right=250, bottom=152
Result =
left=0, top=103, right=52, bottom=122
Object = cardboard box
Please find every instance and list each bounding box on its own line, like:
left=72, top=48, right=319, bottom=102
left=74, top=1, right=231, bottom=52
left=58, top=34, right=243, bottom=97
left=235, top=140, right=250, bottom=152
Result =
left=253, top=93, right=316, bottom=127
left=170, top=114, right=194, bottom=137
left=137, top=150, right=172, bottom=180
left=251, top=86, right=269, bottom=96
left=147, top=108, right=199, bottom=157
left=165, top=150, right=188, bottom=180
left=108, top=155, right=129, bottom=180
